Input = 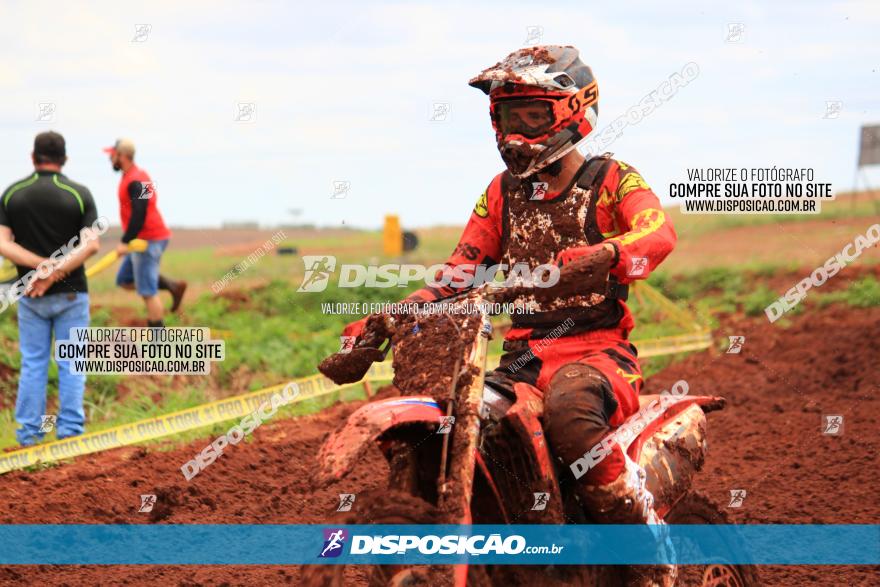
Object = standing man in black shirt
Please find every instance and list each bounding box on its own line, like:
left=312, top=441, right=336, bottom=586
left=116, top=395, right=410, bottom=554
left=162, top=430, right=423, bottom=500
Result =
left=0, top=132, right=102, bottom=446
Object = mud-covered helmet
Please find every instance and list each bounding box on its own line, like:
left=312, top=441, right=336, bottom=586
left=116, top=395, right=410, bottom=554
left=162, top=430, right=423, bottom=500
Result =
left=469, top=45, right=598, bottom=178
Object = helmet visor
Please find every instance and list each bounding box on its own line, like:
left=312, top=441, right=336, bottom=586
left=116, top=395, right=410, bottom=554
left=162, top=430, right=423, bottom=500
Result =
left=493, top=99, right=558, bottom=139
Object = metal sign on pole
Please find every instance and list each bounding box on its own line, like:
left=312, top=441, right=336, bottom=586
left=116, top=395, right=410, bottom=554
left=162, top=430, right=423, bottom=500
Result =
left=855, top=124, right=880, bottom=211
left=857, top=124, right=880, bottom=167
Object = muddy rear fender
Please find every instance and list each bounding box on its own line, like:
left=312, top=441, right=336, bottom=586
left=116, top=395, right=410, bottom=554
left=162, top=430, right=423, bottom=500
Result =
left=316, top=397, right=442, bottom=484
left=623, top=395, right=724, bottom=515
left=625, top=394, right=725, bottom=460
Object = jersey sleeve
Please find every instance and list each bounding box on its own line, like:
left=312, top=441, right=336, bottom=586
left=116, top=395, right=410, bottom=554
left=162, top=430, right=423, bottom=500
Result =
left=405, top=175, right=504, bottom=303
left=599, top=161, right=676, bottom=283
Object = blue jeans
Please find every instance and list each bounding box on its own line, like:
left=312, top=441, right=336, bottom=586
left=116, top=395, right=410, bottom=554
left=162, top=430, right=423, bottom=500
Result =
left=116, top=239, right=169, bottom=296
left=15, top=293, right=90, bottom=445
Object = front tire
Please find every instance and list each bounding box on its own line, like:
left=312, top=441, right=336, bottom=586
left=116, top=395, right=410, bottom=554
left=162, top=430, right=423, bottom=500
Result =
left=300, top=489, right=489, bottom=587
left=666, top=491, right=762, bottom=587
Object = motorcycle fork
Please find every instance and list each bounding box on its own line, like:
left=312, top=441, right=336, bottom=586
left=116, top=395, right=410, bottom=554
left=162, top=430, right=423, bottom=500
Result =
left=437, top=314, right=491, bottom=587
left=437, top=356, right=461, bottom=490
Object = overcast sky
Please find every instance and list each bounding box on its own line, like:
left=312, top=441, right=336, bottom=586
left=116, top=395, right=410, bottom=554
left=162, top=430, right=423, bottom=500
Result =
left=1, top=0, right=878, bottom=230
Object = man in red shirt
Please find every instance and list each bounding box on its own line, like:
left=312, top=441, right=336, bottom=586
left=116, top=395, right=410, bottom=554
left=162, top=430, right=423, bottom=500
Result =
left=344, top=46, right=677, bottom=585
left=104, top=139, right=186, bottom=326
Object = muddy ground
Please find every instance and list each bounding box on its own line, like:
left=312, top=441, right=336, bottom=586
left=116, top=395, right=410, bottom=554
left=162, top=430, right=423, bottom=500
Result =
left=0, top=304, right=877, bottom=586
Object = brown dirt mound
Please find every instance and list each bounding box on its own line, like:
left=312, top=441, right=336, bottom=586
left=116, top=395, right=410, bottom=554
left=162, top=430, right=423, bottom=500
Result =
left=0, top=305, right=878, bottom=586
left=649, top=304, right=880, bottom=586
left=215, top=289, right=251, bottom=312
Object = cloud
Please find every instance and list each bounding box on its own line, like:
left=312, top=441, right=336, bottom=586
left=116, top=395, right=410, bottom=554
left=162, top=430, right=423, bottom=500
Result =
left=0, top=0, right=875, bottom=228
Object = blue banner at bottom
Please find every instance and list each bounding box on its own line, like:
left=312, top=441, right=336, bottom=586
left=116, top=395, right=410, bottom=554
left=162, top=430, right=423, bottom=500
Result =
left=0, top=525, right=876, bottom=565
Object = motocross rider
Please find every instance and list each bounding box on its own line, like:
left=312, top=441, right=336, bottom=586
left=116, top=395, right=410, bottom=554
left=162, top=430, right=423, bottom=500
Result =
left=344, top=45, right=677, bottom=586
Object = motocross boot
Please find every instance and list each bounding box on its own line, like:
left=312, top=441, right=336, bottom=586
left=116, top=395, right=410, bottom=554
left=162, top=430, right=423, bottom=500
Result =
left=579, top=453, right=677, bottom=587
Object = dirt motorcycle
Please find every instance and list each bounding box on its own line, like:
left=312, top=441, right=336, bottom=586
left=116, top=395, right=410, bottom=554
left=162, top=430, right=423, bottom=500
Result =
left=304, top=277, right=761, bottom=587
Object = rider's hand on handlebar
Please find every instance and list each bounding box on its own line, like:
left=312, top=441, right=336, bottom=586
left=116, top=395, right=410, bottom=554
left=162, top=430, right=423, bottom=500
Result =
left=554, top=242, right=618, bottom=268
left=527, top=243, right=616, bottom=302
left=342, top=314, right=391, bottom=349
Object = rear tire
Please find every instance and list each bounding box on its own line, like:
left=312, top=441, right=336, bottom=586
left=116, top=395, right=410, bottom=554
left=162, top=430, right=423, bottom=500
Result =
left=666, top=491, right=762, bottom=587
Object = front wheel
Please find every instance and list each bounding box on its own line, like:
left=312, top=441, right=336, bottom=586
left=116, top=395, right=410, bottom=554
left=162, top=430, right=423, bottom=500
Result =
left=666, top=491, right=762, bottom=587
left=299, top=489, right=490, bottom=587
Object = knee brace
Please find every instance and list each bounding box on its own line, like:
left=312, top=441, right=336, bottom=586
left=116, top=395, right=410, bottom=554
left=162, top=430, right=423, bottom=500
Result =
left=543, top=363, right=619, bottom=466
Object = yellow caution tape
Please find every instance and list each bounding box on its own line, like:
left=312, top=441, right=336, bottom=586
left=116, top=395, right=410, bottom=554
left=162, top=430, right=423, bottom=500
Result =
left=0, top=280, right=709, bottom=476
left=631, top=330, right=713, bottom=358
left=0, top=259, right=16, bottom=282
left=0, top=326, right=709, bottom=476
left=0, top=361, right=394, bottom=475
left=84, top=251, right=120, bottom=277
left=634, top=281, right=706, bottom=333
left=85, top=239, right=148, bottom=278
left=483, top=330, right=711, bottom=367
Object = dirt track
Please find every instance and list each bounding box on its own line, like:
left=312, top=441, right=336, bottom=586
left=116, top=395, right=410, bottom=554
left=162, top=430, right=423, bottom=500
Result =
left=0, top=305, right=878, bottom=586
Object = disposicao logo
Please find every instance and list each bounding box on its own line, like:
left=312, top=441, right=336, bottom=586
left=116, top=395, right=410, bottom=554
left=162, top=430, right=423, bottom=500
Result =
left=319, top=528, right=348, bottom=558
left=299, top=256, right=337, bottom=292
left=296, top=255, right=560, bottom=293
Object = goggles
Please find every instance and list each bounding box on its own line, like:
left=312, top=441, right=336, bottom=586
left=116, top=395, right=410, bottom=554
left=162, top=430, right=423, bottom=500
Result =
left=491, top=98, right=561, bottom=139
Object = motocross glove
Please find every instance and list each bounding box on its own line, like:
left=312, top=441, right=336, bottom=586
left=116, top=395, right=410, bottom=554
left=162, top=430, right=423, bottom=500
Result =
left=554, top=242, right=619, bottom=269
left=341, top=316, right=368, bottom=341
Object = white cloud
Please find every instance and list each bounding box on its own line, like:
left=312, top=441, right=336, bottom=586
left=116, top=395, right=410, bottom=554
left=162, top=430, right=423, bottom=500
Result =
left=0, top=0, right=875, bottom=228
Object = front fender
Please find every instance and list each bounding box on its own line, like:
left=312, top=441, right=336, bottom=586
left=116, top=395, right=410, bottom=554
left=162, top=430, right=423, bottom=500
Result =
left=316, top=397, right=442, bottom=484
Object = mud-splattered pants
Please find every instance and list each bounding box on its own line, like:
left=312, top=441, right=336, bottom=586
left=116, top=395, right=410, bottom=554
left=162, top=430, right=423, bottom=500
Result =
left=495, top=328, right=642, bottom=486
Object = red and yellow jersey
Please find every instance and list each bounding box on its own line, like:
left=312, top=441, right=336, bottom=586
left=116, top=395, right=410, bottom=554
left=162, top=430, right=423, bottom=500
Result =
left=595, top=160, right=677, bottom=285
left=407, top=157, right=677, bottom=340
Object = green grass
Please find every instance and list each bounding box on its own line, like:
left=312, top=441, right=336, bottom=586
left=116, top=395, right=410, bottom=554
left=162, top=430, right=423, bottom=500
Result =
left=650, top=264, right=880, bottom=324
left=0, top=275, right=417, bottom=448
left=666, top=192, right=880, bottom=238
left=3, top=267, right=877, bottom=448
left=816, top=276, right=880, bottom=309
left=742, top=286, right=779, bottom=317
left=2, top=206, right=878, bottom=451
